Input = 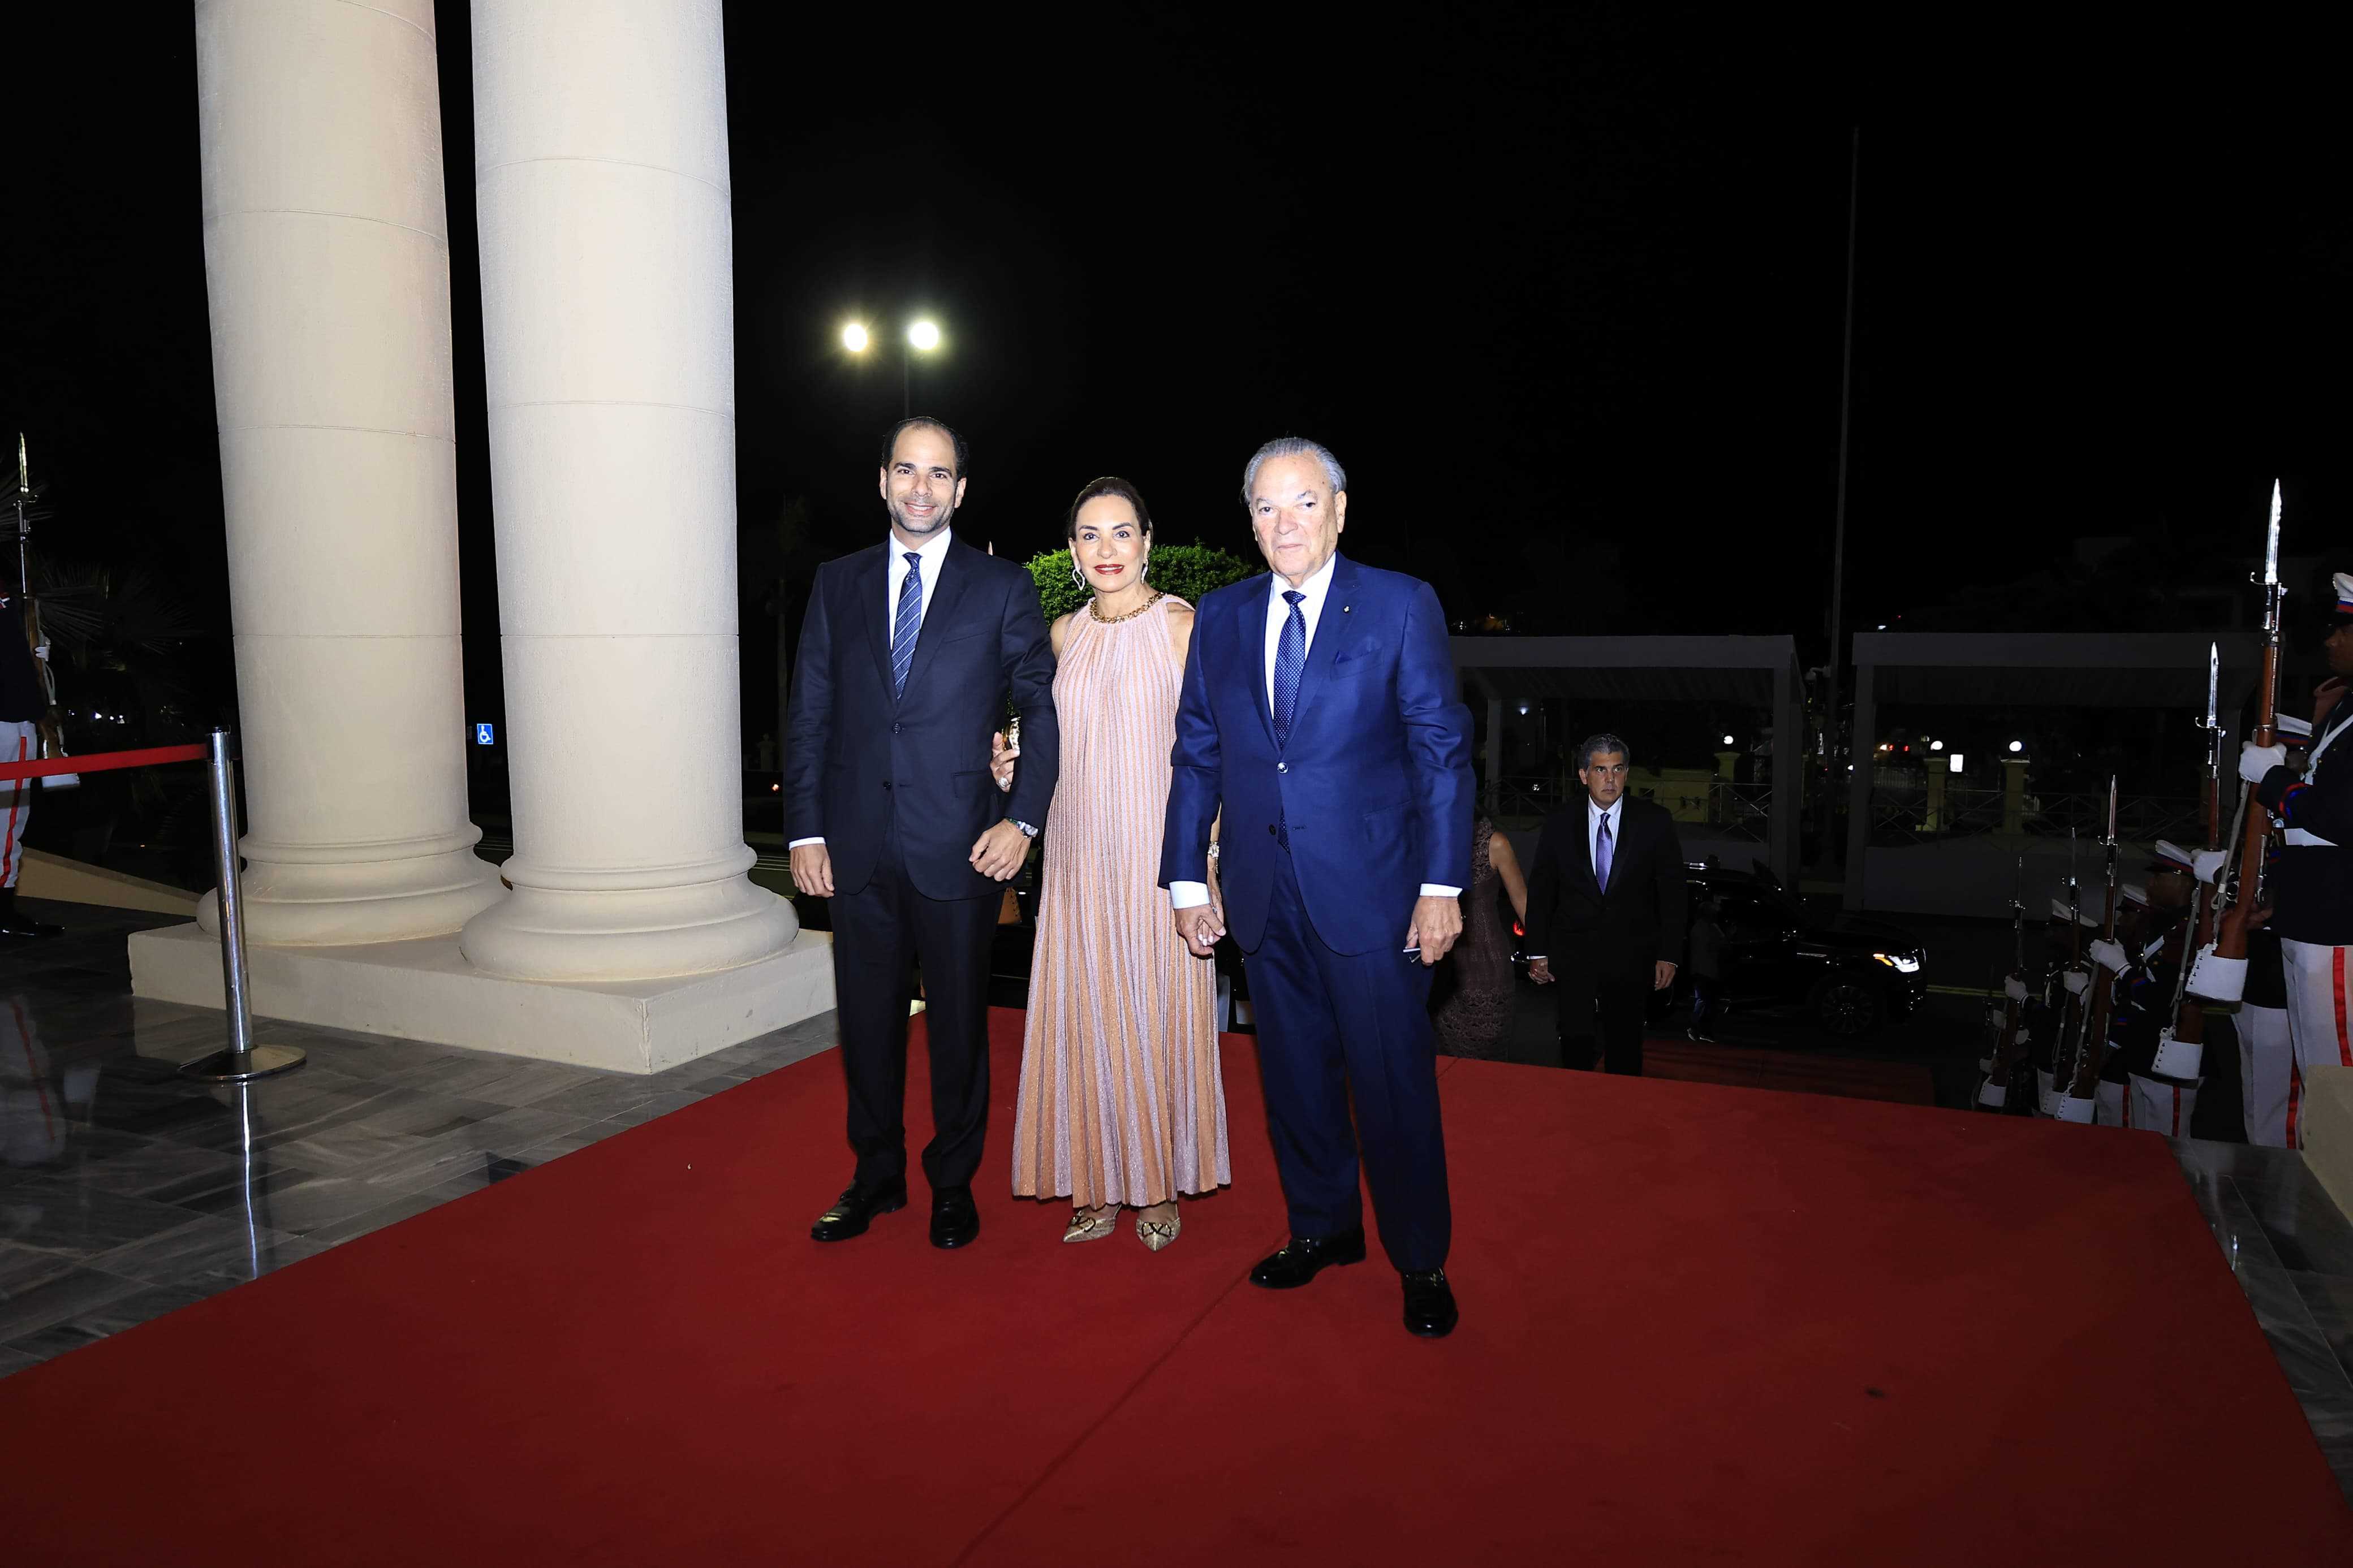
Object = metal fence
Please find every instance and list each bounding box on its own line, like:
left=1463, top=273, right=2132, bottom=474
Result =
left=1868, top=785, right=2205, bottom=846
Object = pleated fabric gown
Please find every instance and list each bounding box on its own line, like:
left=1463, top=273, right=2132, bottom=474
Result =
left=1013, top=594, right=1229, bottom=1208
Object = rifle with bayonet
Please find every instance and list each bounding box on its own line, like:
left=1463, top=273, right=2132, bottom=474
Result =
left=2190, top=483, right=2285, bottom=1007
left=1977, top=855, right=2031, bottom=1110
left=2042, top=830, right=2090, bottom=1116
left=2055, top=778, right=2123, bottom=1122
left=2154, top=641, right=2234, bottom=1076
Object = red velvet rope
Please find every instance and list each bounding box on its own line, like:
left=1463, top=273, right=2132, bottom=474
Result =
left=0, top=743, right=208, bottom=782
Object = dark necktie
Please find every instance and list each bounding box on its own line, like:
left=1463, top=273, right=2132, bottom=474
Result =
left=891, top=551, right=922, bottom=697
left=1273, top=589, right=1306, bottom=745
left=1595, top=811, right=1614, bottom=893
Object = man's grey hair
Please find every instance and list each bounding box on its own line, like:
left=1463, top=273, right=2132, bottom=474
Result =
left=1576, top=733, right=1632, bottom=771
left=1240, top=436, right=1347, bottom=508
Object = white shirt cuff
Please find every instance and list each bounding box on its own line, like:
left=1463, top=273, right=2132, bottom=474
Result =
left=1173, top=882, right=1456, bottom=908
left=788, top=837, right=824, bottom=849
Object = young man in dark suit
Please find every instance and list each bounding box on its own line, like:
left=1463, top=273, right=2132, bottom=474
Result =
left=1524, top=733, right=1688, bottom=1075
left=783, top=418, right=1059, bottom=1249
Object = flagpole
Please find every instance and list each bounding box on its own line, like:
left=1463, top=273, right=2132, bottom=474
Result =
left=1820, top=127, right=1860, bottom=870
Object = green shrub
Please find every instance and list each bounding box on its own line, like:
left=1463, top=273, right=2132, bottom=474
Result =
left=1028, top=540, right=1262, bottom=623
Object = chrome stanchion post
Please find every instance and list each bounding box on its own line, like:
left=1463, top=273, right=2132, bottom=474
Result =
left=182, top=727, right=305, bottom=1082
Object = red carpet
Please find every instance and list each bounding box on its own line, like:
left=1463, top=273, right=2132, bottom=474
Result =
left=1642, top=1036, right=1940, bottom=1104
left=4, top=1009, right=2345, bottom=1565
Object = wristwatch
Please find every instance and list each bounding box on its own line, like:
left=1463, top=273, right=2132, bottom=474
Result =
left=1013, top=820, right=1038, bottom=838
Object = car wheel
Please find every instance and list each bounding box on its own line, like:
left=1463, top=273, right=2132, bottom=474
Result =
left=1809, top=974, right=1884, bottom=1038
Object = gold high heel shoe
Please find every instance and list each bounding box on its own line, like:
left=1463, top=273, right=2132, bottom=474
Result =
left=1063, top=1206, right=1120, bottom=1243
left=1136, top=1202, right=1181, bottom=1252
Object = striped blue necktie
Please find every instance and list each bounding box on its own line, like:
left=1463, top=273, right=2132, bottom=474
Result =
left=1272, top=589, right=1306, bottom=745
left=891, top=551, right=922, bottom=698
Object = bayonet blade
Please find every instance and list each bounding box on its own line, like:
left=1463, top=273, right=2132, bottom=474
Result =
left=14, top=434, right=23, bottom=499
left=2207, top=641, right=2220, bottom=728
left=2265, top=479, right=2281, bottom=585
left=2105, top=775, right=2119, bottom=843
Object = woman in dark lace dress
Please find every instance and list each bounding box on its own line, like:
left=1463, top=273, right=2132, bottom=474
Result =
left=1434, top=817, right=1529, bottom=1057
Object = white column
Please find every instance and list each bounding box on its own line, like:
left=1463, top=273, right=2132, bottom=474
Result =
left=193, top=0, right=503, bottom=945
left=460, top=0, right=793, bottom=980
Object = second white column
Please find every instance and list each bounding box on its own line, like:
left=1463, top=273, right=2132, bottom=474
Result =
left=460, top=0, right=794, bottom=981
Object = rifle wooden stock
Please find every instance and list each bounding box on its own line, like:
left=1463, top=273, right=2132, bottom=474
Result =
left=2217, top=574, right=2285, bottom=962
left=2064, top=875, right=2124, bottom=1102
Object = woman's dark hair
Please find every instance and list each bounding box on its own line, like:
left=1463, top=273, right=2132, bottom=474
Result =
left=1064, top=475, right=1153, bottom=541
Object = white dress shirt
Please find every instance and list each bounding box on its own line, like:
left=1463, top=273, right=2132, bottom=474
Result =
left=1525, top=796, right=1623, bottom=961
left=790, top=528, right=959, bottom=851
left=1170, top=556, right=1458, bottom=913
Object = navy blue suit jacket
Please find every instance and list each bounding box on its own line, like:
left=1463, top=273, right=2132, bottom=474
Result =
left=1159, top=555, right=1473, bottom=956
left=783, top=536, right=1059, bottom=901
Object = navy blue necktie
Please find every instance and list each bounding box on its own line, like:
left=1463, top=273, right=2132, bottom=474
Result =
left=891, top=551, right=922, bottom=698
left=1272, top=589, right=1306, bottom=745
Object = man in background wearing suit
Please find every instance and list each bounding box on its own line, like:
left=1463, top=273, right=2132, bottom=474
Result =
left=785, top=418, right=1060, bottom=1250
left=1525, top=733, right=1688, bottom=1075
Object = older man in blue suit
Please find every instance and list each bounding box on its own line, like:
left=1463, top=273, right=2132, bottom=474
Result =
left=1162, top=436, right=1474, bottom=1337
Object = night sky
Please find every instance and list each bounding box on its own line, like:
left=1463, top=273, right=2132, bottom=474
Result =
left=6, top=8, right=2346, bottom=750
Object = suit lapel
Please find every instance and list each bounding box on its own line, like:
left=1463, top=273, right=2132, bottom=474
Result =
left=900, top=537, right=977, bottom=699
left=1577, top=802, right=1601, bottom=895
left=856, top=544, right=893, bottom=694
left=1281, top=554, right=1355, bottom=748
left=1241, top=574, right=1276, bottom=745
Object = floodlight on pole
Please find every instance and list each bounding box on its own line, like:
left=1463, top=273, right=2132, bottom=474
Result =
left=907, top=319, right=941, bottom=351
left=842, top=322, right=869, bottom=353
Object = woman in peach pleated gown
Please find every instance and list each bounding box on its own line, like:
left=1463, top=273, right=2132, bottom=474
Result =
left=1006, top=476, right=1227, bottom=1250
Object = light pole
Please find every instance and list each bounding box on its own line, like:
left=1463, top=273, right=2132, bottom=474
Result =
left=843, top=317, right=942, bottom=418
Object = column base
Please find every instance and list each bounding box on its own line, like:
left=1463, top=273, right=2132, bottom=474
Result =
left=128, top=922, right=835, bottom=1074
left=458, top=875, right=795, bottom=983
left=199, top=840, right=507, bottom=945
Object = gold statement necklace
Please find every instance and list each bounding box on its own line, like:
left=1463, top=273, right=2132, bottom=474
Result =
left=1089, top=587, right=1164, bottom=625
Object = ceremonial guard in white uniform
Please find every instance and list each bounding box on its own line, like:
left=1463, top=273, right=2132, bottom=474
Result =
left=2233, top=573, right=2353, bottom=1146
left=2032, top=897, right=2098, bottom=1116
left=2095, top=850, right=2202, bottom=1134
left=1, top=584, right=63, bottom=939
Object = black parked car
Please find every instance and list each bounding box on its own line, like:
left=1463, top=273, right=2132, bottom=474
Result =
left=1683, top=865, right=1927, bottom=1038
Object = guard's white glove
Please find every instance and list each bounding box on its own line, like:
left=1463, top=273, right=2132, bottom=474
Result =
left=2062, top=969, right=2090, bottom=996
left=2004, top=975, right=2031, bottom=1003
left=2191, top=848, right=2228, bottom=885
left=2241, top=741, right=2288, bottom=785
left=2088, top=938, right=2130, bottom=975
left=2013, top=1027, right=2032, bottom=1048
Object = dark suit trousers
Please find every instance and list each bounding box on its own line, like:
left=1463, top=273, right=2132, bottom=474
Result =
left=1241, top=846, right=1451, bottom=1273
left=1559, top=966, right=1650, bottom=1075
left=829, top=818, right=997, bottom=1191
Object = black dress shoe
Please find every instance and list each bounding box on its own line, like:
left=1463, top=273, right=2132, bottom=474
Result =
left=0, top=893, right=62, bottom=939
left=1401, top=1269, right=1458, bottom=1338
left=930, top=1184, right=980, bottom=1249
left=1248, top=1226, right=1368, bottom=1289
left=811, top=1180, right=906, bottom=1242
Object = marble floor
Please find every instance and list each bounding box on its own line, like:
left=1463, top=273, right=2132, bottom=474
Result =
left=0, top=899, right=837, bottom=1378
left=3, top=896, right=2352, bottom=1507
